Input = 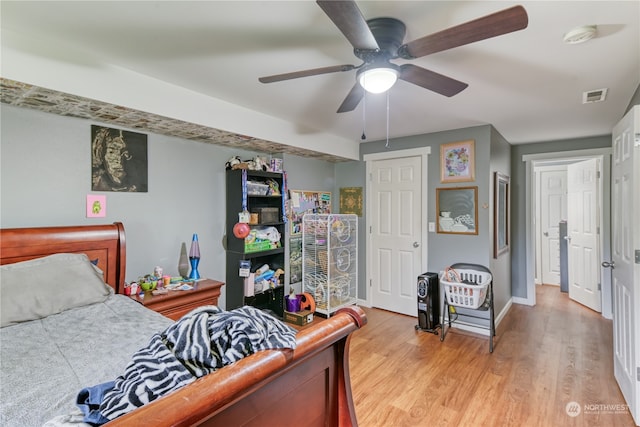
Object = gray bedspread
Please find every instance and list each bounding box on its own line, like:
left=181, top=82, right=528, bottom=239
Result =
left=0, top=294, right=173, bottom=427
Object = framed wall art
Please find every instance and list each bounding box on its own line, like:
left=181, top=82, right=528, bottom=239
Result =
left=91, top=125, right=148, bottom=192
left=339, top=187, right=363, bottom=216
left=493, top=172, right=510, bottom=258
left=440, top=140, right=475, bottom=183
left=436, top=186, right=478, bottom=235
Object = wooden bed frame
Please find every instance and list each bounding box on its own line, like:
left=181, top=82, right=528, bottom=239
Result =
left=0, top=222, right=367, bottom=426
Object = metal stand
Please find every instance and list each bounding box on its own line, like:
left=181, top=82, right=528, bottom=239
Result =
left=415, top=323, right=440, bottom=335
left=439, top=263, right=496, bottom=353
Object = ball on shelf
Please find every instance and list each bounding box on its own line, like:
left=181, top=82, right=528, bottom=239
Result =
left=233, top=222, right=251, bottom=239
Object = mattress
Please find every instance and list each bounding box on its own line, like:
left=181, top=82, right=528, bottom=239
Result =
left=0, top=294, right=173, bottom=426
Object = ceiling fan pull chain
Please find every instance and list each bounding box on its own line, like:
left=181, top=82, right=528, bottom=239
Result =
left=385, top=91, right=390, bottom=148
left=361, top=89, right=367, bottom=140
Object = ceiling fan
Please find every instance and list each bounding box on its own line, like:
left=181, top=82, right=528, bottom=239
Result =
left=259, top=1, right=528, bottom=113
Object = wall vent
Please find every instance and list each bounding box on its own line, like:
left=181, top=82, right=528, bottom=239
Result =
left=583, top=88, right=608, bottom=104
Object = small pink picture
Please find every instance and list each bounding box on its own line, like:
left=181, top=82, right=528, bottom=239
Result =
left=86, top=194, right=106, bottom=218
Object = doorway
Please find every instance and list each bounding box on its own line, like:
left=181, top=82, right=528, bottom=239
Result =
left=523, top=148, right=612, bottom=319
left=534, top=157, right=603, bottom=313
left=363, top=147, right=431, bottom=316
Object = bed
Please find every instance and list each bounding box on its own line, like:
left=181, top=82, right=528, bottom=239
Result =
left=0, top=222, right=367, bottom=426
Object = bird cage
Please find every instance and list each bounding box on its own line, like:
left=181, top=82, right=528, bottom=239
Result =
left=302, top=214, right=358, bottom=316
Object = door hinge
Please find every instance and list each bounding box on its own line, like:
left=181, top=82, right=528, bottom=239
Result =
left=597, top=170, right=601, bottom=179
left=597, top=226, right=600, bottom=235
left=369, top=279, right=372, bottom=287
left=635, top=250, right=640, bottom=264
left=369, top=226, right=372, bottom=234
left=637, top=366, right=640, bottom=382
left=598, top=283, right=601, bottom=291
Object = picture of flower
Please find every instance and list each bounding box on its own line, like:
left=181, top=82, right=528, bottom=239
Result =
left=440, top=140, right=475, bottom=183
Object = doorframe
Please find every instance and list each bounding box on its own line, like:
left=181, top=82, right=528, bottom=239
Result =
left=521, top=147, right=612, bottom=319
left=363, top=147, right=431, bottom=309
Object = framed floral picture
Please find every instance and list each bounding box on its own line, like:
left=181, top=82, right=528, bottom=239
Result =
left=440, top=140, right=475, bottom=183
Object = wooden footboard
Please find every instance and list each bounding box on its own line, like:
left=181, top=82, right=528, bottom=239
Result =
left=109, top=305, right=367, bottom=427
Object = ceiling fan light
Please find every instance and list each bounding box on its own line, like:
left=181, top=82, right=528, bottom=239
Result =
left=359, top=67, right=398, bottom=93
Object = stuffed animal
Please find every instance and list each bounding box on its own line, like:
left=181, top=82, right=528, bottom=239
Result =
left=245, top=159, right=258, bottom=170
left=225, top=156, right=241, bottom=170
left=253, top=156, right=269, bottom=172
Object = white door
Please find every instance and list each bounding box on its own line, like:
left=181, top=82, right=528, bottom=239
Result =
left=567, top=158, right=601, bottom=312
left=538, top=166, right=567, bottom=285
left=611, top=105, right=640, bottom=426
left=369, top=155, right=423, bottom=316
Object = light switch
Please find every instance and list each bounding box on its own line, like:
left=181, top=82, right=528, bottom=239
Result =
left=428, top=222, right=435, bottom=232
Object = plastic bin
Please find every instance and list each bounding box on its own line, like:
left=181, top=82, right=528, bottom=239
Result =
left=440, top=268, right=491, bottom=309
left=247, top=181, right=269, bottom=195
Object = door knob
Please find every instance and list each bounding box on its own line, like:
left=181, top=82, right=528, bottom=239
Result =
left=601, top=261, right=615, bottom=269
left=543, top=231, right=549, bottom=236
left=564, top=236, right=571, bottom=241
left=413, top=242, right=420, bottom=248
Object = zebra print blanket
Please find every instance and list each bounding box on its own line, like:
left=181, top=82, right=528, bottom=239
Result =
left=80, top=305, right=297, bottom=424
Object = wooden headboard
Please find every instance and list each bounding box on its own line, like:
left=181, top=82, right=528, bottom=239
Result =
left=0, top=222, right=126, bottom=293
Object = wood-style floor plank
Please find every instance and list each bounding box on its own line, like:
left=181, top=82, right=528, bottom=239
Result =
left=349, top=285, right=635, bottom=426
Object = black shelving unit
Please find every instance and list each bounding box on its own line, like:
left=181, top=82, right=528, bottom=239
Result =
left=225, top=169, right=286, bottom=317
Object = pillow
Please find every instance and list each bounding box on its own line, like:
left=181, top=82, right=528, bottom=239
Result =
left=1, top=253, right=112, bottom=327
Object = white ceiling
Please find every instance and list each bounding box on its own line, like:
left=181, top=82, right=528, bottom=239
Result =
left=1, top=1, right=639, bottom=152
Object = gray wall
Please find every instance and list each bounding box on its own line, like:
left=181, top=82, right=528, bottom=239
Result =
left=282, top=154, right=335, bottom=192
left=0, top=104, right=336, bottom=309
left=510, top=135, right=612, bottom=298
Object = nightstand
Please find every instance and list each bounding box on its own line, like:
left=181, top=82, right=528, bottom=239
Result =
left=129, top=279, right=224, bottom=320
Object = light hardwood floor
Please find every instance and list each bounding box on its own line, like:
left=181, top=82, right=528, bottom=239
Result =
left=348, top=285, right=636, bottom=427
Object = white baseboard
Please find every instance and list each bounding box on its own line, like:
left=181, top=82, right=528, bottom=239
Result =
left=495, top=298, right=512, bottom=328
left=512, top=296, right=534, bottom=306
left=445, top=321, right=491, bottom=336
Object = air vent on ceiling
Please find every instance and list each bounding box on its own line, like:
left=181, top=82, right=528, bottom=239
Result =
left=583, top=88, right=607, bottom=104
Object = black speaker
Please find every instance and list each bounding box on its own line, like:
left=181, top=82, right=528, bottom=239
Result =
left=415, top=272, right=440, bottom=334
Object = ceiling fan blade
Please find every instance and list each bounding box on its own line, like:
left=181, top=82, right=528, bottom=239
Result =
left=337, top=83, right=365, bottom=113
left=399, top=64, right=468, bottom=97
left=259, top=64, right=356, bottom=83
left=398, top=5, right=528, bottom=59
left=316, top=0, right=379, bottom=50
